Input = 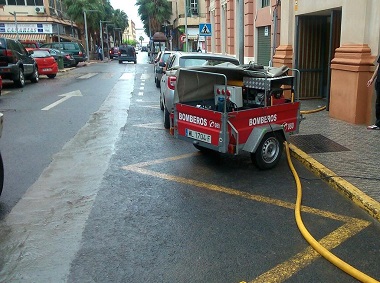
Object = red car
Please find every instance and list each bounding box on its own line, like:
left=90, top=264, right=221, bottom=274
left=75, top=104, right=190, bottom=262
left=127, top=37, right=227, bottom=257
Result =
left=30, top=49, right=58, bottom=78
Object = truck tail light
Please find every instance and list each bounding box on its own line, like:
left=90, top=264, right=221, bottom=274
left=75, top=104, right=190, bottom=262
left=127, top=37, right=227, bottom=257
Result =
left=168, top=76, right=177, bottom=90
left=5, top=50, right=13, bottom=57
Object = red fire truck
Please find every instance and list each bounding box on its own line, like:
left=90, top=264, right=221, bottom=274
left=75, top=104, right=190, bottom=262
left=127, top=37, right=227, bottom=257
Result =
left=170, top=64, right=302, bottom=170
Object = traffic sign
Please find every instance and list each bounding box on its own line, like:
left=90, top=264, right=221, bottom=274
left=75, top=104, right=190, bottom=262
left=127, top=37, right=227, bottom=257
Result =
left=199, top=23, right=212, bottom=37
left=180, top=34, right=186, bottom=43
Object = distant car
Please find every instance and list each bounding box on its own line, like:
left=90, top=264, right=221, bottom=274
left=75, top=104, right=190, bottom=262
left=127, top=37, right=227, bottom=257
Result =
left=40, top=48, right=76, bottom=68
left=160, top=52, right=240, bottom=129
left=0, top=37, right=39, bottom=87
left=141, top=46, right=148, bottom=52
left=40, top=42, right=87, bottom=66
left=118, top=45, right=137, bottom=64
left=30, top=49, right=58, bottom=78
left=154, top=50, right=174, bottom=88
left=109, top=47, right=119, bottom=59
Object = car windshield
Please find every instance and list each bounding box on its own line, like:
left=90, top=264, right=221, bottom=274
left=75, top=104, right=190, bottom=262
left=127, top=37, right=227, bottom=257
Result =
left=31, top=50, right=51, bottom=58
left=179, top=57, right=239, bottom=67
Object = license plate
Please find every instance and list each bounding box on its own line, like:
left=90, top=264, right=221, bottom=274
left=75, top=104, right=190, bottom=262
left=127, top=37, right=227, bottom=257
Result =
left=43, top=68, right=52, bottom=71
left=186, top=129, right=211, bottom=143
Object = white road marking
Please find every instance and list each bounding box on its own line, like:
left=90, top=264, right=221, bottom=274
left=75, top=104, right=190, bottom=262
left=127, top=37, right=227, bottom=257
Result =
left=41, top=90, right=82, bottom=111
left=77, top=73, right=98, bottom=79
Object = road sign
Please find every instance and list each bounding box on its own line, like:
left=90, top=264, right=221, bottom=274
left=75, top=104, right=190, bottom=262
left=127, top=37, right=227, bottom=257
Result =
left=180, top=34, right=186, bottom=43
left=199, top=23, right=212, bottom=37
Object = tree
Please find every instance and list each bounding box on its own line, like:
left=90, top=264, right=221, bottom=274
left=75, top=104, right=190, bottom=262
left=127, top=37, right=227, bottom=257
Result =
left=139, top=36, right=144, bottom=47
left=136, top=0, right=172, bottom=36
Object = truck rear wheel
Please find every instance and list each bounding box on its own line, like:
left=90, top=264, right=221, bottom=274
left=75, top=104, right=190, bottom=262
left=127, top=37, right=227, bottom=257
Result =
left=251, top=132, right=283, bottom=170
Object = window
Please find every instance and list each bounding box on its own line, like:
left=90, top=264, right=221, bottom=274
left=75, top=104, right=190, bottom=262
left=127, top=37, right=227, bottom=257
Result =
left=261, top=0, right=270, bottom=8
left=7, top=0, right=25, bottom=4
left=26, top=0, right=43, bottom=5
left=190, top=0, right=198, bottom=15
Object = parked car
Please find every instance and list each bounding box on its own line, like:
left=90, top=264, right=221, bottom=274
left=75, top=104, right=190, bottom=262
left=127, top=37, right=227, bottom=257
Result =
left=0, top=112, right=3, bottom=196
left=118, top=45, right=137, bottom=64
left=154, top=50, right=174, bottom=88
left=0, top=37, right=39, bottom=87
left=109, top=47, right=119, bottom=59
left=40, top=48, right=76, bottom=68
left=20, top=40, right=41, bottom=51
left=30, top=49, right=58, bottom=78
left=160, top=52, right=240, bottom=129
left=40, top=42, right=87, bottom=66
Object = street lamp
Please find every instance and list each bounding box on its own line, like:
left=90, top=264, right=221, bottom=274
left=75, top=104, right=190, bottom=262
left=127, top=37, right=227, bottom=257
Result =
left=84, top=9, right=97, bottom=62
left=9, top=11, right=28, bottom=40
left=100, top=20, right=111, bottom=61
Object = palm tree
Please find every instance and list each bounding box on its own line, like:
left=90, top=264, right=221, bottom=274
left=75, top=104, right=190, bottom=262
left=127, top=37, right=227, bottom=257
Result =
left=139, top=36, right=144, bottom=47
left=136, top=0, right=172, bottom=36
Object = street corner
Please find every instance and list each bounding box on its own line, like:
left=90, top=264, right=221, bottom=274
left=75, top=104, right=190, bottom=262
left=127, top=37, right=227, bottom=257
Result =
left=288, top=143, right=380, bottom=222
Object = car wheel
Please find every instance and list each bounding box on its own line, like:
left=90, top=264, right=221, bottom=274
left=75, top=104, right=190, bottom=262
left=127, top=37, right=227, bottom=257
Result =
left=47, top=74, right=56, bottom=79
left=159, top=95, right=164, bottom=111
left=164, top=106, right=170, bottom=129
left=251, top=132, right=283, bottom=170
left=155, top=77, right=160, bottom=88
left=14, top=68, right=25, bottom=88
left=30, top=67, right=39, bottom=83
left=0, top=151, right=4, bottom=196
left=134, top=60, right=137, bottom=64
left=119, top=60, right=122, bottom=64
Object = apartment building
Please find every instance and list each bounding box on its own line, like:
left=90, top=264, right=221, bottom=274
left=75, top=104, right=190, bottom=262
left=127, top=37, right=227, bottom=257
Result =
left=168, top=0, right=207, bottom=51
left=0, top=0, right=80, bottom=43
left=124, top=19, right=136, bottom=43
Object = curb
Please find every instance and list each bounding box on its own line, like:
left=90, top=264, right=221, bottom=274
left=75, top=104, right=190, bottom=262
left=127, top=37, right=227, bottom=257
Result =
left=288, top=143, right=380, bottom=222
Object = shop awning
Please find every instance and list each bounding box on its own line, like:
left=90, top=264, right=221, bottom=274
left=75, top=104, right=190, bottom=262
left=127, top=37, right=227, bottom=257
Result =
left=0, top=33, right=48, bottom=42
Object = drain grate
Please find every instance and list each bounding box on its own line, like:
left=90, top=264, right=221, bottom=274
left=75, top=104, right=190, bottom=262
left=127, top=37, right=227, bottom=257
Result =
left=289, top=134, right=350, bottom=154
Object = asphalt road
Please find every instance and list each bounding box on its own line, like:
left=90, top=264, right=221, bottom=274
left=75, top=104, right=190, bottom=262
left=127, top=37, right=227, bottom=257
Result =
left=0, top=52, right=379, bottom=283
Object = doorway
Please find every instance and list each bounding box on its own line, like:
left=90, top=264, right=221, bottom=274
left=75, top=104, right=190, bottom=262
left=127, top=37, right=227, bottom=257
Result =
left=295, top=10, right=341, bottom=100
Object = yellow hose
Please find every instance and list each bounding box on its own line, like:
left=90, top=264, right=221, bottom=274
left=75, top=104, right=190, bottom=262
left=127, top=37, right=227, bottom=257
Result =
left=300, top=105, right=326, bottom=114
left=284, top=142, right=379, bottom=283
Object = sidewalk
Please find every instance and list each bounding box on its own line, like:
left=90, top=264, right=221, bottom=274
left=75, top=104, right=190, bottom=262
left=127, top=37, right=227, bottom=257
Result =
left=289, top=99, right=380, bottom=222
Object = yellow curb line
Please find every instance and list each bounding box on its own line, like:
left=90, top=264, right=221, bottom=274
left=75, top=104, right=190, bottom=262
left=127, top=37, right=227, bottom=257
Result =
left=288, top=143, right=380, bottom=222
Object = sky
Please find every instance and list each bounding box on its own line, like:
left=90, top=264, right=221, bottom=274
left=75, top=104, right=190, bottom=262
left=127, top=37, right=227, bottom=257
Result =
left=109, top=0, right=148, bottom=42
left=109, top=0, right=144, bottom=29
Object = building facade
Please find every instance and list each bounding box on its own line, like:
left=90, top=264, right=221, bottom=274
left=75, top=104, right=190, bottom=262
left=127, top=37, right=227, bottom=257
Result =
left=124, top=19, right=136, bottom=43
left=0, top=0, right=80, bottom=43
left=204, top=0, right=380, bottom=125
left=168, top=0, right=207, bottom=51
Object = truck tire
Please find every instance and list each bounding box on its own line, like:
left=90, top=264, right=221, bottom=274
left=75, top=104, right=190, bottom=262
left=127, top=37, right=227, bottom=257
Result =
left=251, top=132, right=283, bottom=170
